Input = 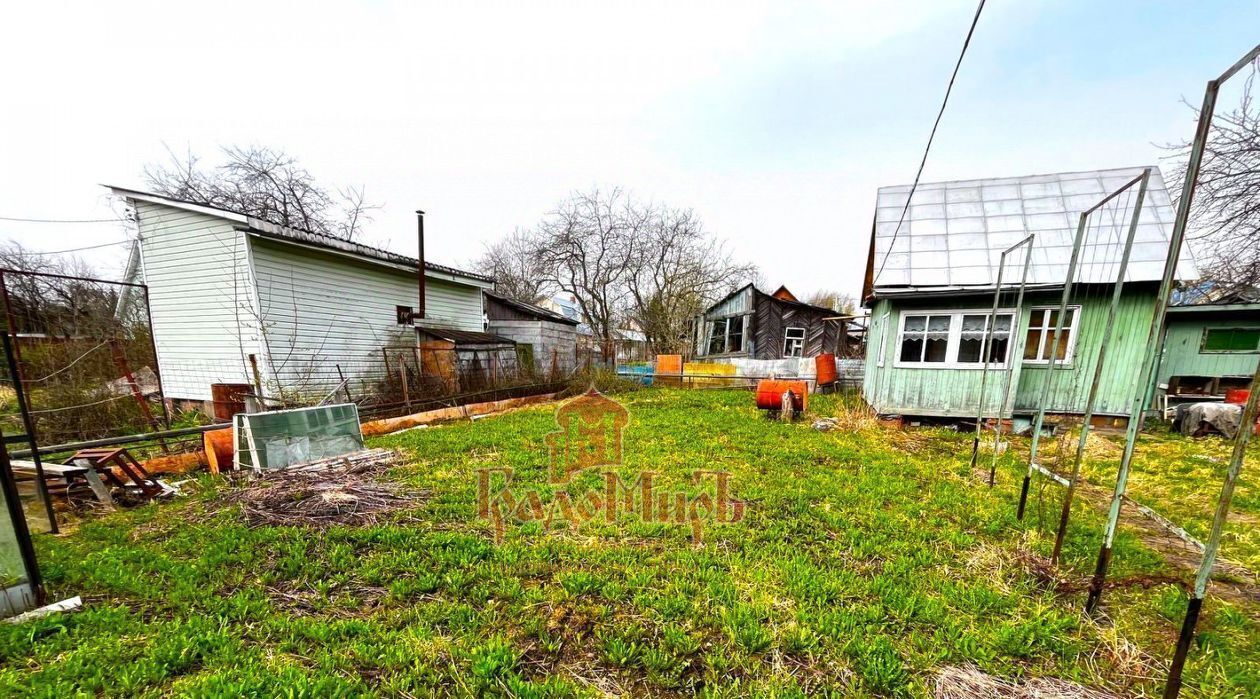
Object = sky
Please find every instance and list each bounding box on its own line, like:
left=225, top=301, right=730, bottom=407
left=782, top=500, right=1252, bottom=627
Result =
left=1, top=1, right=1257, bottom=301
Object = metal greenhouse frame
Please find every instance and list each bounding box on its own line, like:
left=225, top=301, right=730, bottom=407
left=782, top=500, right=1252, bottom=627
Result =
left=1071, top=43, right=1260, bottom=699
left=1016, top=169, right=1153, bottom=535
left=965, top=233, right=1035, bottom=487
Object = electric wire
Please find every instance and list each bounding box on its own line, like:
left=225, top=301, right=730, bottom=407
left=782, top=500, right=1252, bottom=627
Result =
left=873, top=0, right=988, bottom=286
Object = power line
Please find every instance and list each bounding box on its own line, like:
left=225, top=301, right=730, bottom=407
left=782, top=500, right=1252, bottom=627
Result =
left=873, top=0, right=988, bottom=285
left=0, top=215, right=122, bottom=223
left=4, top=240, right=133, bottom=256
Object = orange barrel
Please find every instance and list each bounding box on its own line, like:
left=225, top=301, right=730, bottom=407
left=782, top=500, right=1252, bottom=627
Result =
left=815, top=353, right=837, bottom=386
left=1225, top=388, right=1250, bottom=405
left=203, top=427, right=235, bottom=474
left=755, top=380, right=808, bottom=412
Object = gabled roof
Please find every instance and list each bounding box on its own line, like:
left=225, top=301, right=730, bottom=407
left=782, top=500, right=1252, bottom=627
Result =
left=867, top=166, right=1198, bottom=296
left=770, top=285, right=799, bottom=302
left=107, top=185, right=494, bottom=285
left=484, top=290, right=579, bottom=325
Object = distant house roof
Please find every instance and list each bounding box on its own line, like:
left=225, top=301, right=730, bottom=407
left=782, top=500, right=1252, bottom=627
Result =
left=1172, top=280, right=1260, bottom=306
left=866, top=166, right=1197, bottom=297
left=107, top=185, right=494, bottom=285
left=484, top=290, right=579, bottom=325
left=770, top=285, right=799, bottom=302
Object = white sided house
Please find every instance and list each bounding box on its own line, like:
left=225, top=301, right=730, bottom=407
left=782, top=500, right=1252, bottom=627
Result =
left=109, top=186, right=494, bottom=407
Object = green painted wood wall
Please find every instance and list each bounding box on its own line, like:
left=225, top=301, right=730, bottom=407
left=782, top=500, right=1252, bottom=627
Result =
left=863, top=285, right=1160, bottom=417
left=1157, top=315, right=1260, bottom=385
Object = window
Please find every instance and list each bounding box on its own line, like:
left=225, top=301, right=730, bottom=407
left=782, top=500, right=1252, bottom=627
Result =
left=957, top=314, right=1011, bottom=364
left=396, top=305, right=414, bottom=325
left=895, top=310, right=1015, bottom=368
left=783, top=327, right=805, bottom=357
left=706, top=316, right=745, bottom=355
left=1202, top=328, right=1260, bottom=353
left=899, top=314, right=952, bottom=364
left=1023, top=307, right=1079, bottom=363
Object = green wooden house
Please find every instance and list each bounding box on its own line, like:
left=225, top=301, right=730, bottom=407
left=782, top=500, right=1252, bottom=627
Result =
left=860, top=166, right=1196, bottom=424
left=1157, top=301, right=1260, bottom=402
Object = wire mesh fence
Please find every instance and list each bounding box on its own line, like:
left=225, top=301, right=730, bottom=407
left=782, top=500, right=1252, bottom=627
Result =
left=0, top=269, right=168, bottom=448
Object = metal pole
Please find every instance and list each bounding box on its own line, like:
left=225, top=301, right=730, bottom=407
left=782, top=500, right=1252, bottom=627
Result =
left=1018, top=212, right=1089, bottom=520
left=1086, top=44, right=1260, bottom=616
left=1050, top=170, right=1149, bottom=564
left=990, top=235, right=1035, bottom=486
left=415, top=210, right=426, bottom=321
left=140, top=285, right=172, bottom=428
left=0, top=279, right=56, bottom=531
left=0, top=428, right=44, bottom=609
left=969, top=244, right=1009, bottom=476
left=1163, top=361, right=1260, bottom=699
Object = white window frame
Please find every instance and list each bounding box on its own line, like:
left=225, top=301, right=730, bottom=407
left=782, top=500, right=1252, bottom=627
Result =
left=1023, top=305, right=1082, bottom=365
left=877, top=310, right=890, bottom=367
left=893, top=308, right=1016, bottom=370
left=783, top=327, right=805, bottom=357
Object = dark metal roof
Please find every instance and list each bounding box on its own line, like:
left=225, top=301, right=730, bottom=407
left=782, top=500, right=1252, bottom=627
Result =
left=107, top=185, right=494, bottom=284
left=416, top=327, right=516, bottom=346
left=483, top=290, right=580, bottom=325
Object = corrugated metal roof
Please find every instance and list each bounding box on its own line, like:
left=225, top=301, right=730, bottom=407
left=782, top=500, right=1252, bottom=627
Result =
left=871, top=166, right=1197, bottom=292
left=484, top=290, right=580, bottom=325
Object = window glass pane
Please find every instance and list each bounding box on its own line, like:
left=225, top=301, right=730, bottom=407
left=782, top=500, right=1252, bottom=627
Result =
left=1205, top=328, right=1260, bottom=351
left=924, top=337, right=949, bottom=362
left=958, top=336, right=982, bottom=362
left=1053, top=335, right=1070, bottom=360
left=961, top=314, right=986, bottom=332
left=993, top=315, right=1012, bottom=332
left=987, top=336, right=1009, bottom=363
left=927, top=316, right=952, bottom=333
left=900, top=337, right=924, bottom=362
left=904, top=315, right=926, bottom=332
left=726, top=317, right=743, bottom=353
left=1024, top=329, right=1043, bottom=359
left=708, top=320, right=726, bottom=354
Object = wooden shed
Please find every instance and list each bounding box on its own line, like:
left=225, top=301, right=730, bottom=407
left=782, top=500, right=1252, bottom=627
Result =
left=693, top=284, right=846, bottom=360
left=1156, top=302, right=1260, bottom=402
left=483, top=291, right=579, bottom=373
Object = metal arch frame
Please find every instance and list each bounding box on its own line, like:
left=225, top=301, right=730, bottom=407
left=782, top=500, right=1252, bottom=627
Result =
left=1016, top=171, right=1152, bottom=520
left=964, top=234, right=1035, bottom=484
left=1047, top=169, right=1151, bottom=563
left=1064, top=44, right=1260, bottom=699
left=987, top=236, right=1035, bottom=487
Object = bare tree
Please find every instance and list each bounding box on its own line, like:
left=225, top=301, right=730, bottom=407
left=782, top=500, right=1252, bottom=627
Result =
left=1164, top=65, right=1260, bottom=289
left=532, top=189, right=642, bottom=357
left=144, top=145, right=377, bottom=241
left=624, top=205, right=756, bottom=354
left=473, top=228, right=552, bottom=303
left=804, top=289, right=857, bottom=315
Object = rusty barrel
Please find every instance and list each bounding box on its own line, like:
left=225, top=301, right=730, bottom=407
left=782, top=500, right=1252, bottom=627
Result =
left=755, top=379, right=808, bottom=412
left=815, top=353, right=837, bottom=386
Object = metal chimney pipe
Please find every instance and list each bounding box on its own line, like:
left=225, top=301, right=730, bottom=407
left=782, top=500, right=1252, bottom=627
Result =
left=415, top=210, right=426, bottom=320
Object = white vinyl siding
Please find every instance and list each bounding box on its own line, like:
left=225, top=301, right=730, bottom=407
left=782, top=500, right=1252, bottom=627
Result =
left=249, top=236, right=487, bottom=398
left=134, top=201, right=257, bottom=401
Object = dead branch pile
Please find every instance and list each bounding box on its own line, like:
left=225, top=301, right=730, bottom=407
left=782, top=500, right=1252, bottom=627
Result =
left=935, top=665, right=1122, bottom=699
left=221, top=449, right=421, bottom=527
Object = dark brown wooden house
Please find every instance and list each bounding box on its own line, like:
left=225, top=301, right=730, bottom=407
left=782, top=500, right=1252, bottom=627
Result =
left=693, top=284, right=846, bottom=360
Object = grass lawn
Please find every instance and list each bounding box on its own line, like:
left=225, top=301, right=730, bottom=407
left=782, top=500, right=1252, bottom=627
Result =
left=2, top=388, right=1258, bottom=697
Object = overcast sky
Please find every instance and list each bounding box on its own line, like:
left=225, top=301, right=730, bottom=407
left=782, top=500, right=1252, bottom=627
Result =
left=1, top=1, right=1257, bottom=299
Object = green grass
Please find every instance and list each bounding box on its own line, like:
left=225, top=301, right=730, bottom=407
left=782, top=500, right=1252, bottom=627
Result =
left=3, top=389, right=1257, bottom=697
